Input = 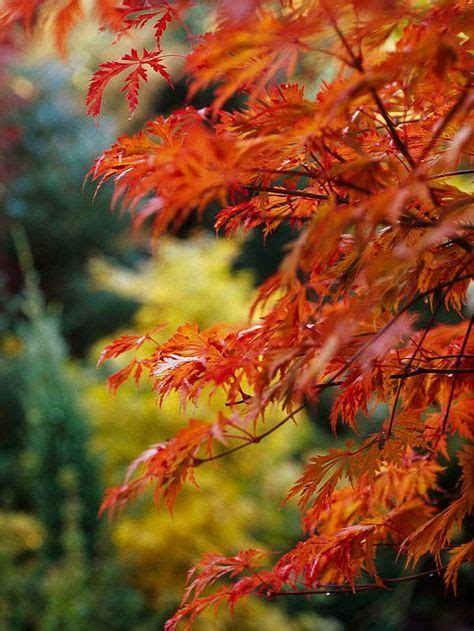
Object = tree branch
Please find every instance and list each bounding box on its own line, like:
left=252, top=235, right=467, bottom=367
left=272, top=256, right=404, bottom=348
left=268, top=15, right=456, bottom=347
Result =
left=439, top=315, right=474, bottom=436
left=390, top=367, right=474, bottom=380
left=428, top=169, right=474, bottom=180
left=193, top=270, right=473, bottom=467
left=321, top=0, right=415, bottom=167
left=242, top=184, right=348, bottom=204
left=368, top=89, right=415, bottom=167
left=269, top=565, right=447, bottom=597
left=419, top=85, right=473, bottom=163
left=385, top=257, right=473, bottom=437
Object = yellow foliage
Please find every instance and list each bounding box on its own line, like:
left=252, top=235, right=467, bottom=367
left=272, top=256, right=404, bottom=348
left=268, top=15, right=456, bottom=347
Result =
left=0, top=511, right=44, bottom=555
left=89, top=235, right=254, bottom=332
left=85, top=235, right=332, bottom=628
left=0, top=335, right=23, bottom=358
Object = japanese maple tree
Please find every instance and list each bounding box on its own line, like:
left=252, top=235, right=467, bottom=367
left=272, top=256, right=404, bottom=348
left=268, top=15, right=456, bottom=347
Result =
left=2, top=0, right=473, bottom=628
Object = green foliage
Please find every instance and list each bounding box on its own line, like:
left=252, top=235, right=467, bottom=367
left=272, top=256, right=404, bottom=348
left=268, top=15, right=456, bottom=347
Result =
left=0, top=61, right=155, bottom=631
left=0, top=347, right=30, bottom=512
left=16, top=252, right=101, bottom=559
left=0, top=503, right=149, bottom=631
left=0, top=235, right=152, bottom=629
left=1, top=63, right=139, bottom=354
left=233, top=223, right=296, bottom=286
left=37, top=470, right=147, bottom=631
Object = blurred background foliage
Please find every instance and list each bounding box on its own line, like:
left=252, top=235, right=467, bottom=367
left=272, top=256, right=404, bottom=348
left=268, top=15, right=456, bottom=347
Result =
left=84, top=236, right=339, bottom=630
left=0, top=63, right=140, bottom=355
left=0, top=13, right=472, bottom=631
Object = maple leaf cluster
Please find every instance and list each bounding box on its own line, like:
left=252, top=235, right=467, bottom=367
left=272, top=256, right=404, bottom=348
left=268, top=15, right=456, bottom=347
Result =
left=3, top=0, right=473, bottom=628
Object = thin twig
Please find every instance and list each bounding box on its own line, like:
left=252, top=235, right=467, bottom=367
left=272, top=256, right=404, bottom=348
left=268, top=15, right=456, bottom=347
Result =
left=369, top=89, right=415, bottom=167
left=269, top=565, right=447, bottom=597
left=439, top=316, right=474, bottom=436
left=390, top=367, right=474, bottom=380
left=419, top=85, right=473, bottom=163
left=193, top=404, right=306, bottom=466
left=412, top=354, right=474, bottom=362
left=385, top=291, right=449, bottom=436
left=243, top=184, right=347, bottom=204
left=385, top=257, right=472, bottom=437
left=321, top=0, right=415, bottom=167
left=193, top=271, right=472, bottom=467
left=428, top=169, right=474, bottom=180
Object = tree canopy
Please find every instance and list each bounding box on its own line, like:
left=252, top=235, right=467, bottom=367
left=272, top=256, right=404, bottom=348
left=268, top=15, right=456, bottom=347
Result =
left=2, top=1, right=473, bottom=629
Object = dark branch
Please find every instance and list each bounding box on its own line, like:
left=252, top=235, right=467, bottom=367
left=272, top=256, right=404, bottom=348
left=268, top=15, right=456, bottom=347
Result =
left=419, top=85, right=473, bottom=163
left=193, top=270, right=473, bottom=467
left=321, top=0, right=415, bottom=167
left=390, top=367, right=474, bottom=380
left=269, top=565, right=447, bottom=597
left=385, top=257, right=473, bottom=437
left=428, top=169, right=474, bottom=180
left=242, top=184, right=348, bottom=204
left=439, top=316, right=474, bottom=436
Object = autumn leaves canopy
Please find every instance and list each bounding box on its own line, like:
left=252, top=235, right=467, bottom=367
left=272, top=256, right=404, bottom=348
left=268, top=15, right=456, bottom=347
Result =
left=2, top=1, right=473, bottom=628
